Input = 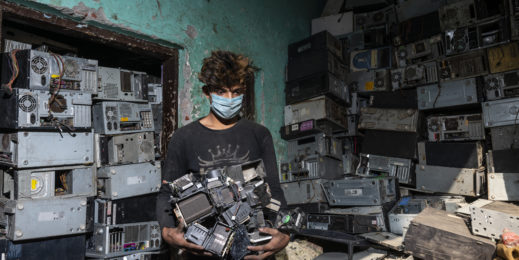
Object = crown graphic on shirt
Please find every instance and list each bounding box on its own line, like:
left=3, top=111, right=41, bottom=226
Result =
left=208, top=144, right=240, bottom=161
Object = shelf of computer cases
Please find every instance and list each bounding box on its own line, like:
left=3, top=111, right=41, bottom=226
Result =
left=0, top=42, right=165, bottom=259
left=283, top=0, right=519, bottom=258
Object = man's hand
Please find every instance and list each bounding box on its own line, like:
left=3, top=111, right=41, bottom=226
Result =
left=161, top=219, right=213, bottom=257
left=244, top=227, right=290, bottom=260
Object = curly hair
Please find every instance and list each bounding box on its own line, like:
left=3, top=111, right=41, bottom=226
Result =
left=198, top=50, right=259, bottom=94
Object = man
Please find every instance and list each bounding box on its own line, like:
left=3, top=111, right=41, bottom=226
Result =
left=157, top=50, right=289, bottom=259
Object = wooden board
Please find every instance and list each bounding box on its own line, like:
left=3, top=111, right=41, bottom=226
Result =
left=404, top=207, right=496, bottom=260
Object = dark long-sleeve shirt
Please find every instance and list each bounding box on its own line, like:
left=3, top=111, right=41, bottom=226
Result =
left=156, top=118, right=286, bottom=228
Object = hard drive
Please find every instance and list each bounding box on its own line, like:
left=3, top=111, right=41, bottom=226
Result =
left=0, top=131, right=93, bottom=169
left=426, top=113, right=485, bottom=141
left=482, top=97, right=519, bottom=127
left=359, top=107, right=419, bottom=132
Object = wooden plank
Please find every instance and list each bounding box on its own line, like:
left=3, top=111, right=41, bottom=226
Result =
left=404, top=207, right=495, bottom=260
left=359, top=232, right=404, bottom=251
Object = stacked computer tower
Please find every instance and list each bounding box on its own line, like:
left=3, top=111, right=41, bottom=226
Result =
left=86, top=66, right=162, bottom=259
left=0, top=48, right=98, bottom=259
left=280, top=31, right=352, bottom=213
left=282, top=0, right=519, bottom=257
left=0, top=43, right=165, bottom=259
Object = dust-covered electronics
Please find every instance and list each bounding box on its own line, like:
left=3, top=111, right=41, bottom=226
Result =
left=1, top=165, right=95, bottom=200
left=3, top=39, right=32, bottom=52
left=86, top=221, right=161, bottom=258
left=350, top=46, right=392, bottom=72
left=90, top=193, right=158, bottom=226
left=359, top=107, right=419, bottom=132
left=281, top=179, right=326, bottom=205
left=470, top=200, right=519, bottom=240
left=418, top=142, right=484, bottom=169
left=288, top=30, right=343, bottom=60
left=354, top=5, right=396, bottom=32
left=427, top=113, right=485, bottom=141
left=361, top=130, right=419, bottom=159
left=306, top=212, right=387, bottom=234
left=415, top=164, right=485, bottom=196
left=92, top=101, right=154, bottom=135
left=347, top=69, right=390, bottom=93
left=95, top=132, right=155, bottom=166
left=0, top=196, right=88, bottom=241
left=96, top=66, right=148, bottom=102
left=484, top=70, right=519, bottom=100
left=0, top=234, right=86, bottom=260
left=356, top=153, right=414, bottom=185
left=285, top=72, right=349, bottom=105
left=287, top=50, right=346, bottom=82
left=287, top=133, right=342, bottom=160
left=417, top=79, right=480, bottom=110
left=438, top=0, right=477, bottom=31
left=1, top=49, right=98, bottom=93
left=487, top=42, right=519, bottom=74
left=0, top=88, right=91, bottom=130
left=511, top=0, right=519, bottom=40
left=341, top=26, right=389, bottom=54
left=279, top=155, right=343, bottom=182
left=439, top=49, right=488, bottom=81
left=97, top=162, right=161, bottom=200
left=388, top=198, right=428, bottom=235
left=393, top=11, right=441, bottom=46
left=391, top=62, right=439, bottom=90
left=322, top=176, right=398, bottom=206
left=482, top=97, right=519, bottom=127
left=0, top=131, right=93, bottom=168
left=394, top=34, right=444, bottom=67
left=284, top=96, right=348, bottom=129
left=490, top=125, right=519, bottom=150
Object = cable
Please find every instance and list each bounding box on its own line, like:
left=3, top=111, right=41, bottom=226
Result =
left=2, top=50, right=20, bottom=95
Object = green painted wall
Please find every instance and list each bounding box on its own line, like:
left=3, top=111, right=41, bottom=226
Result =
left=15, top=0, right=324, bottom=162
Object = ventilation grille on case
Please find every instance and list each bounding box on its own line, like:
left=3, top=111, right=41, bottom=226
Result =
left=18, top=94, right=37, bottom=112
left=30, top=56, right=48, bottom=74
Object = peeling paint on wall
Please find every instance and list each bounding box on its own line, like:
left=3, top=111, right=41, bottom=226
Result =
left=24, top=0, right=325, bottom=163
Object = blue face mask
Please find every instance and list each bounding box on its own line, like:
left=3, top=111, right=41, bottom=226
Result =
left=210, top=94, right=243, bottom=119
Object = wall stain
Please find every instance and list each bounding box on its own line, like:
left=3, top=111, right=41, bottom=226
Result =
left=185, top=25, right=197, bottom=39
left=179, top=50, right=194, bottom=127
